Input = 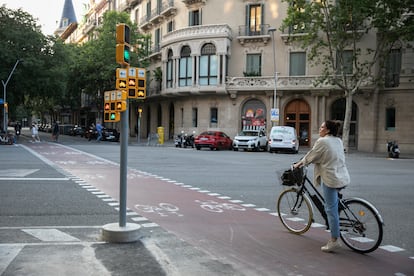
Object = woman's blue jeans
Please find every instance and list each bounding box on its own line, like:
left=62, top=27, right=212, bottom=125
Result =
left=322, top=183, right=340, bottom=238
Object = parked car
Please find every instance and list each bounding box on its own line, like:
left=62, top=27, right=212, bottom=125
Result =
left=233, top=129, right=268, bottom=151
left=194, top=131, right=233, bottom=150
left=267, top=126, right=299, bottom=153
left=69, top=125, right=86, bottom=137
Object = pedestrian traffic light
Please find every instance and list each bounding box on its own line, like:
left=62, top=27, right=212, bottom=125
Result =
left=116, top=24, right=130, bottom=66
left=128, top=77, right=137, bottom=98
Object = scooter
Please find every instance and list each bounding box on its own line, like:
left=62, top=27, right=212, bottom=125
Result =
left=175, top=132, right=184, bottom=147
left=387, top=140, right=400, bottom=158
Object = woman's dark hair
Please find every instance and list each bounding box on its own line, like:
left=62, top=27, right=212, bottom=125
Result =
left=325, top=120, right=342, bottom=137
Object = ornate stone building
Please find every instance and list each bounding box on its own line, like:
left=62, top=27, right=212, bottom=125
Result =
left=74, top=0, right=414, bottom=153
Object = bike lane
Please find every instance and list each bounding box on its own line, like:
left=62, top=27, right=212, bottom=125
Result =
left=25, top=143, right=413, bottom=276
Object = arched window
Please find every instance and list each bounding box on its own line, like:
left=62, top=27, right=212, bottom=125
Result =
left=179, top=46, right=192, bottom=86
left=199, top=43, right=217, bottom=85
left=166, top=50, right=173, bottom=88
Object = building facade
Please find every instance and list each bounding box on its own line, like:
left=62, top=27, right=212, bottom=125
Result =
left=73, top=0, right=414, bottom=153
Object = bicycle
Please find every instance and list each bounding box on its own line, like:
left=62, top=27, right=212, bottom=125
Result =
left=276, top=165, right=384, bottom=253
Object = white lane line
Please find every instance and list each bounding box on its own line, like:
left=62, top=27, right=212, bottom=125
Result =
left=22, top=229, right=80, bottom=242
left=0, top=244, right=24, bottom=275
left=0, top=177, right=69, bottom=181
left=379, top=245, right=405, bottom=252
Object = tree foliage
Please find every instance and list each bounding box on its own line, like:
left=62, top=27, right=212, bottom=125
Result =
left=0, top=5, right=74, bottom=122
left=280, top=0, right=413, bottom=151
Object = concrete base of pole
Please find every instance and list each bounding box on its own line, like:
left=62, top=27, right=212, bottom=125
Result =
left=102, top=223, right=141, bottom=243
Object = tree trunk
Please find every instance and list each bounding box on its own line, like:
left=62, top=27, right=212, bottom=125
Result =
left=342, top=93, right=353, bottom=153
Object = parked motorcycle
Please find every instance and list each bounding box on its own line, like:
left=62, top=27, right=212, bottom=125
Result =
left=387, top=140, right=400, bottom=158
left=175, top=131, right=195, bottom=148
left=175, top=131, right=184, bottom=147
left=183, top=131, right=195, bottom=148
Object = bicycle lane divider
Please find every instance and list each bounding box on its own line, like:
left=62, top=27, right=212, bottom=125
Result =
left=23, top=143, right=414, bottom=276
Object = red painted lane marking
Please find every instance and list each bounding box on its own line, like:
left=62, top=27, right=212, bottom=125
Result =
left=26, top=143, right=414, bottom=276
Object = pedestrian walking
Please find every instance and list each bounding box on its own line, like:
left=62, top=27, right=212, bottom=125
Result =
left=96, top=122, right=103, bottom=142
left=52, top=121, right=59, bottom=142
left=31, top=123, right=40, bottom=142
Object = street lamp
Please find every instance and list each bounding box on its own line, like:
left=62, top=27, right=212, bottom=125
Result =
left=2, top=60, right=21, bottom=132
left=268, top=27, right=279, bottom=126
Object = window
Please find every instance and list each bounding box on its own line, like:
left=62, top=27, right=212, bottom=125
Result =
left=180, top=108, right=184, bottom=127
left=189, top=9, right=201, bottom=26
left=385, top=49, right=401, bottom=88
left=289, top=52, right=306, bottom=76
left=166, top=50, right=173, bottom=88
left=167, top=21, right=174, bottom=33
left=146, top=2, right=151, bottom=21
left=246, top=54, right=261, bottom=76
left=192, top=108, right=198, bottom=127
left=336, top=50, right=353, bottom=75
left=179, top=46, right=192, bottom=87
left=385, top=107, right=396, bottom=131
left=247, top=4, right=263, bottom=35
left=154, top=28, right=160, bottom=53
left=210, top=108, right=218, bottom=124
left=199, top=43, right=218, bottom=85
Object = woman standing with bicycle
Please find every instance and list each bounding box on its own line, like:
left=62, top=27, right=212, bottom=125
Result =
left=294, top=120, right=350, bottom=253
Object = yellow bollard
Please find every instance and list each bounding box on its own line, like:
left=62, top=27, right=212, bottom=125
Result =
left=157, top=126, right=164, bottom=145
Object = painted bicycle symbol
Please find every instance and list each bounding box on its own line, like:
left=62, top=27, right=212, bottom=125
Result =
left=134, top=203, right=183, bottom=217
left=195, top=199, right=246, bottom=213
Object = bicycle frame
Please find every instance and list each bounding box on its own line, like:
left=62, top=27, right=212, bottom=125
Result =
left=295, top=172, right=384, bottom=232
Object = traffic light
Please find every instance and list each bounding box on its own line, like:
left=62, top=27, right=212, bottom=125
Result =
left=127, top=67, right=137, bottom=98
left=104, top=111, right=120, bottom=122
left=115, top=90, right=127, bottom=112
left=137, top=68, right=146, bottom=99
left=104, top=91, right=121, bottom=122
left=116, top=24, right=130, bottom=66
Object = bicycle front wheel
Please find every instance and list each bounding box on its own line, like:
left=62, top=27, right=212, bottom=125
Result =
left=277, top=188, right=313, bottom=234
left=340, top=198, right=383, bottom=253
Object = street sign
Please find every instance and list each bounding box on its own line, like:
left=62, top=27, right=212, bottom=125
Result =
left=271, top=108, right=279, bottom=122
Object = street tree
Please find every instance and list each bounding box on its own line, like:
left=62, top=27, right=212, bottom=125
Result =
left=280, top=0, right=414, bottom=152
left=0, top=5, right=72, bottom=124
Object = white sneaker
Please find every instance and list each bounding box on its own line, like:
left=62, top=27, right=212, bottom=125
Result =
left=321, top=240, right=341, bottom=252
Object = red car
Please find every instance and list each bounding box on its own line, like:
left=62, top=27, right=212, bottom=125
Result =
left=194, top=131, right=233, bottom=150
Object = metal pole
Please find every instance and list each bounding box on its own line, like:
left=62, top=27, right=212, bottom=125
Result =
left=2, top=60, right=20, bottom=132
left=268, top=28, right=277, bottom=126
left=138, top=112, right=141, bottom=144
left=119, top=99, right=129, bottom=227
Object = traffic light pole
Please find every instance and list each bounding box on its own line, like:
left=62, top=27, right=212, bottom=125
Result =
left=119, top=99, right=129, bottom=227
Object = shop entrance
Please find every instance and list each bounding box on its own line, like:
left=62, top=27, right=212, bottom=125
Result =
left=284, top=100, right=311, bottom=147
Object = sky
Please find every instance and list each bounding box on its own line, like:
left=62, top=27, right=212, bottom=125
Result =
left=1, top=0, right=88, bottom=35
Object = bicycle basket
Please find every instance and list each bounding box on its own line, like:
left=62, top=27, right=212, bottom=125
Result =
left=281, top=167, right=304, bottom=186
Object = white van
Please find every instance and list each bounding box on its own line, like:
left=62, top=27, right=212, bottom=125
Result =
left=267, top=126, right=299, bottom=153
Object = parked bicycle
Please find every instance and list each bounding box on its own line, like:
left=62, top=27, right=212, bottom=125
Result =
left=276, top=165, right=384, bottom=253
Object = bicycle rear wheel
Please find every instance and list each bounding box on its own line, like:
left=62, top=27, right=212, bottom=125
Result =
left=277, top=188, right=313, bottom=234
left=339, top=198, right=383, bottom=253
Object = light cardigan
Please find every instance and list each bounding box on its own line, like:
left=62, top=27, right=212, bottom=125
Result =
left=300, top=135, right=350, bottom=188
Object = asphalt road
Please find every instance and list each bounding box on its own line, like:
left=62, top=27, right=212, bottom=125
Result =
left=30, top=129, right=414, bottom=257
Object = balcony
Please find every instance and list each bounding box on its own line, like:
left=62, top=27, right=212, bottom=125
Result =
left=139, top=15, right=153, bottom=31
left=162, top=24, right=232, bottom=47
left=83, top=19, right=97, bottom=34
left=147, top=44, right=162, bottom=61
left=237, top=24, right=272, bottom=45
left=182, top=0, right=207, bottom=7
left=226, top=75, right=334, bottom=93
